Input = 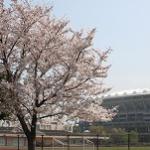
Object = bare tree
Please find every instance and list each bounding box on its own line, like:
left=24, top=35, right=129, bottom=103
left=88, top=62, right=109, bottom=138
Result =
left=0, top=1, right=113, bottom=150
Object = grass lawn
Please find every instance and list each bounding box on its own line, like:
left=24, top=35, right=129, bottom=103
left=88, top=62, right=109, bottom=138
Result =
left=34, top=147, right=150, bottom=150
left=1, top=146, right=150, bottom=150
left=99, top=147, right=150, bottom=150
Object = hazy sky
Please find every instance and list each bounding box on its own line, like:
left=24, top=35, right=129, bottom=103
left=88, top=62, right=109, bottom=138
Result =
left=51, top=0, right=150, bottom=92
left=7, top=0, right=150, bottom=92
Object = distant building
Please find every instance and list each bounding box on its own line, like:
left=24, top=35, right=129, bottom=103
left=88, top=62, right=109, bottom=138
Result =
left=0, top=118, right=70, bottom=133
left=37, top=121, right=64, bottom=131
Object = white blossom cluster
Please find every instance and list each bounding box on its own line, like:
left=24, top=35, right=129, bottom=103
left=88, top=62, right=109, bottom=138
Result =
left=0, top=0, right=114, bottom=138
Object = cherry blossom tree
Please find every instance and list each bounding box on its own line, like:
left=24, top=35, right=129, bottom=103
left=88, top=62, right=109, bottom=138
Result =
left=0, top=0, right=114, bottom=150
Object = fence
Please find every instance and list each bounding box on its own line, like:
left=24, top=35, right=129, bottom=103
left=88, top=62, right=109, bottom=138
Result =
left=0, top=133, right=150, bottom=149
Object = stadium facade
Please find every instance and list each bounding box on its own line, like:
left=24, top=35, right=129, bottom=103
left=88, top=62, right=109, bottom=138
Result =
left=98, top=89, right=150, bottom=133
left=79, top=89, right=150, bottom=133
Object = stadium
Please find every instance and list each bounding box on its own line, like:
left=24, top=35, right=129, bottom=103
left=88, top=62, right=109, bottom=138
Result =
left=100, top=89, right=150, bottom=133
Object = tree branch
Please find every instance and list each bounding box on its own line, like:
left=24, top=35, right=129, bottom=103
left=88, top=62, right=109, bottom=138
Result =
left=17, top=113, right=30, bottom=136
left=7, top=36, right=21, bottom=59
left=38, top=112, right=64, bottom=120
left=65, top=77, right=90, bottom=91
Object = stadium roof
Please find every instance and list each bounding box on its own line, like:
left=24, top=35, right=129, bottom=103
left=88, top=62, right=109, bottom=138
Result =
left=103, top=88, right=150, bottom=99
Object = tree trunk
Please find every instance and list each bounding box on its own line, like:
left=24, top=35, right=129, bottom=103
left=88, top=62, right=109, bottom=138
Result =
left=17, top=113, right=37, bottom=150
left=27, top=135, right=36, bottom=150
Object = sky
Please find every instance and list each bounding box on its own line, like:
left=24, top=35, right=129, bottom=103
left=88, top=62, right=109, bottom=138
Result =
left=7, top=0, right=150, bottom=92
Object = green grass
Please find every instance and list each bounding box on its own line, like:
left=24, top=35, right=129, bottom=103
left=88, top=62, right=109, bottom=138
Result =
left=35, top=147, right=150, bottom=150
left=99, top=147, right=150, bottom=150
left=1, top=146, right=150, bottom=150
